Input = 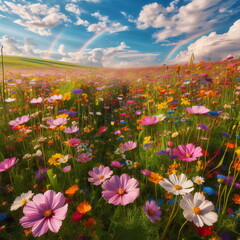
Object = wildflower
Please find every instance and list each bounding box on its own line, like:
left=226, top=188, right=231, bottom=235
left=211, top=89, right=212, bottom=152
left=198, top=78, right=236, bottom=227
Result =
left=225, top=142, right=236, bottom=149
left=233, top=194, right=240, bottom=204
left=20, top=190, right=68, bottom=237
left=232, top=160, right=240, bottom=171
left=102, top=174, right=140, bottom=205
left=71, top=211, right=83, bottom=222
left=48, top=153, right=65, bottom=165
left=143, top=136, right=151, bottom=144
left=148, top=172, right=163, bottom=184
left=143, top=200, right=161, bottom=223
left=46, top=117, right=67, bottom=128
left=83, top=218, right=95, bottom=228
left=35, top=168, right=48, bottom=180
left=64, top=126, right=79, bottom=134
left=88, top=165, right=113, bottom=186
left=197, top=124, right=210, bottom=130
left=9, top=115, right=30, bottom=127
left=5, top=98, right=16, bottom=102
left=139, top=116, right=159, bottom=125
left=61, top=166, right=71, bottom=173
left=180, top=192, right=218, bottom=227
left=196, top=226, right=214, bottom=236
left=141, top=169, right=152, bottom=176
left=30, top=97, right=43, bottom=104
left=77, top=200, right=92, bottom=214
left=110, top=161, right=124, bottom=167
left=173, top=144, right=203, bottom=162
left=72, top=88, right=83, bottom=94
left=159, top=173, right=194, bottom=195
left=0, top=157, right=18, bottom=172
left=65, top=138, right=81, bottom=147
left=121, top=141, right=137, bottom=151
left=171, top=132, right=179, bottom=138
left=203, top=187, right=216, bottom=196
left=65, top=185, right=79, bottom=197
left=76, top=153, right=92, bottom=163
left=192, top=176, right=205, bottom=185
left=181, top=98, right=190, bottom=105
left=186, top=106, right=210, bottom=114
left=11, top=191, right=34, bottom=211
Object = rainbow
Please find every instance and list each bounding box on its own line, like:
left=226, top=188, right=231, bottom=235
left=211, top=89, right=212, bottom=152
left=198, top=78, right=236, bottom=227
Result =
left=79, top=30, right=107, bottom=52
left=164, top=30, right=210, bottom=63
left=43, top=30, right=64, bottom=58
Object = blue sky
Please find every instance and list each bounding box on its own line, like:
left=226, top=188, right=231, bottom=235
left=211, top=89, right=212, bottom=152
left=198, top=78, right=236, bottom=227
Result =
left=0, top=0, right=240, bottom=68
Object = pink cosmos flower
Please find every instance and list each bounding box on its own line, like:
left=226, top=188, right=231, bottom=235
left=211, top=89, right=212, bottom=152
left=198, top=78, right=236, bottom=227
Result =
left=110, top=161, right=124, bottom=167
left=88, top=165, right=113, bottom=185
left=9, top=115, right=30, bottom=127
left=102, top=174, right=140, bottom=205
left=62, top=166, right=71, bottom=172
left=20, top=190, right=68, bottom=237
left=139, top=116, right=159, bottom=125
left=64, top=126, right=79, bottom=133
left=121, top=141, right=137, bottom=151
left=0, top=157, right=19, bottom=172
left=141, top=169, right=152, bottom=176
left=30, top=97, right=43, bottom=104
left=185, top=106, right=210, bottom=114
left=173, top=144, right=203, bottom=162
left=46, top=118, right=67, bottom=128
left=66, top=138, right=81, bottom=147
left=76, top=153, right=92, bottom=163
left=143, top=200, right=162, bottom=223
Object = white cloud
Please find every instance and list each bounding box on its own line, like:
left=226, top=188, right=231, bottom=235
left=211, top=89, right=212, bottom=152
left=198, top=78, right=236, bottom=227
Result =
left=3, top=2, right=69, bottom=36
left=170, top=19, right=240, bottom=64
left=0, top=3, right=9, bottom=12
left=136, top=0, right=240, bottom=42
left=71, top=0, right=100, bottom=2
left=75, top=17, right=89, bottom=26
left=88, top=11, right=128, bottom=33
left=65, top=3, right=82, bottom=15
left=1, top=35, right=159, bottom=68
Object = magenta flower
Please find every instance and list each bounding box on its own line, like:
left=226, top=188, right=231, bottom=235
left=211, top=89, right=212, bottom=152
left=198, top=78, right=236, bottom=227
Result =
left=110, top=161, right=124, bottom=167
left=9, top=115, right=30, bottom=127
left=139, top=116, right=159, bottom=125
left=186, top=106, right=210, bottom=114
left=76, top=153, right=92, bottom=163
left=143, top=200, right=162, bottom=223
left=66, top=138, right=81, bottom=147
left=173, top=144, right=203, bottom=162
left=88, top=165, right=113, bottom=185
left=121, top=141, right=137, bottom=151
left=102, top=174, right=140, bottom=205
left=64, top=126, right=79, bottom=133
left=20, top=190, right=68, bottom=237
left=141, top=169, right=151, bottom=176
left=46, top=118, right=67, bottom=128
left=0, top=157, right=18, bottom=172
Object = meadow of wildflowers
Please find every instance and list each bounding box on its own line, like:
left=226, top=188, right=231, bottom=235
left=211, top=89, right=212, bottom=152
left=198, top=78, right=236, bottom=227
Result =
left=0, top=57, right=240, bottom=240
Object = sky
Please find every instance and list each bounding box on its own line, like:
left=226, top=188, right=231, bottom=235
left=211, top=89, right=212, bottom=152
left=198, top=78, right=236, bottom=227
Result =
left=0, top=0, right=240, bottom=68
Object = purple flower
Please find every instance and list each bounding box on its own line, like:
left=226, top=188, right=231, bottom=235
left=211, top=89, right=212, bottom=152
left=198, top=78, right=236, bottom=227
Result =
left=102, top=174, right=140, bottom=205
left=35, top=168, right=48, bottom=180
left=88, top=165, right=113, bottom=185
left=197, top=124, right=210, bottom=130
left=20, top=190, right=68, bottom=237
left=221, top=132, right=230, bottom=138
left=143, top=200, right=161, bottom=223
left=0, top=157, right=18, bottom=172
left=72, top=88, right=83, bottom=94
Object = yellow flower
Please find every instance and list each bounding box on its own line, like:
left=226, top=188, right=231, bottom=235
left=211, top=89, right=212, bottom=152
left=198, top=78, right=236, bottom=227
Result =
left=157, top=102, right=168, bottom=109
left=63, top=92, right=71, bottom=101
left=171, top=132, right=179, bottom=138
left=48, top=153, right=64, bottom=165
left=181, top=98, right=190, bottom=105
left=56, top=114, right=69, bottom=119
left=235, top=147, right=240, bottom=158
left=143, top=136, right=151, bottom=144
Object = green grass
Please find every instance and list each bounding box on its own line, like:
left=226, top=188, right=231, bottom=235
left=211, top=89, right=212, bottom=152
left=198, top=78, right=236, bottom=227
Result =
left=2, top=55, right=99, bottom=70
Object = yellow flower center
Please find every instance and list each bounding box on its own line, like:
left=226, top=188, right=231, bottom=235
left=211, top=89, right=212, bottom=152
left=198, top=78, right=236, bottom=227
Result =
left=118, top=188, right=125, bottom=195
left=148, top=209, right=155, bottom=216
left=99, top=176, right=104, bottom=180
left=43, top=209, right=52, bottom=217
left=174, top=185, right=182, bottom=190
left=186, top=154, right=191, bottom=157
left=21, top=199, right=27, bottom=205
left=193, top=207, right=201, bottom=214
left=196, top=179, right=201, bottom=184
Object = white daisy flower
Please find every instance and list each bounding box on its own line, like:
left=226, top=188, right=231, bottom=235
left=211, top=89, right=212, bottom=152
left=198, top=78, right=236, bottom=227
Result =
left=159, top=173, right=194, bottom=195
left=192, top=176, right=205, bottom=185
left=10, top=191, right=34, bottom=211
left=180, top=192, right=218, bottom=227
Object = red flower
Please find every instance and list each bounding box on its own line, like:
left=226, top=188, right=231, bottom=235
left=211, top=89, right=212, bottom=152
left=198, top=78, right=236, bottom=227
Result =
left=196, top=226, right=214, bottom=236
left=71, top=211, right=83, bottom=222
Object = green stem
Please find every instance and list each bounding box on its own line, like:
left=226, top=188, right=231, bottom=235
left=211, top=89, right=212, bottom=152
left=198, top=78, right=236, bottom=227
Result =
left=177, top=220, right=188, bottom=240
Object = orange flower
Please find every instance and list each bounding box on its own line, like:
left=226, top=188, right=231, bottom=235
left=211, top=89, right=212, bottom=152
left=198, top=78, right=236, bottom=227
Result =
left=201, top=149, right=209, bottom=157
left=165, top=192, right=173, bottom=199
left=148, top=172, right=163, bottom=184
left=84, top=218, right=95, bottom=228
left=77, top=200, right=92, bottom=214
left=232, top=160, right=240, bottom=171
left=232, top=194, right=240, bottom=204
left=225, top=142, right=236, bottom=149
left=65, top=185, right=79, bottom=197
